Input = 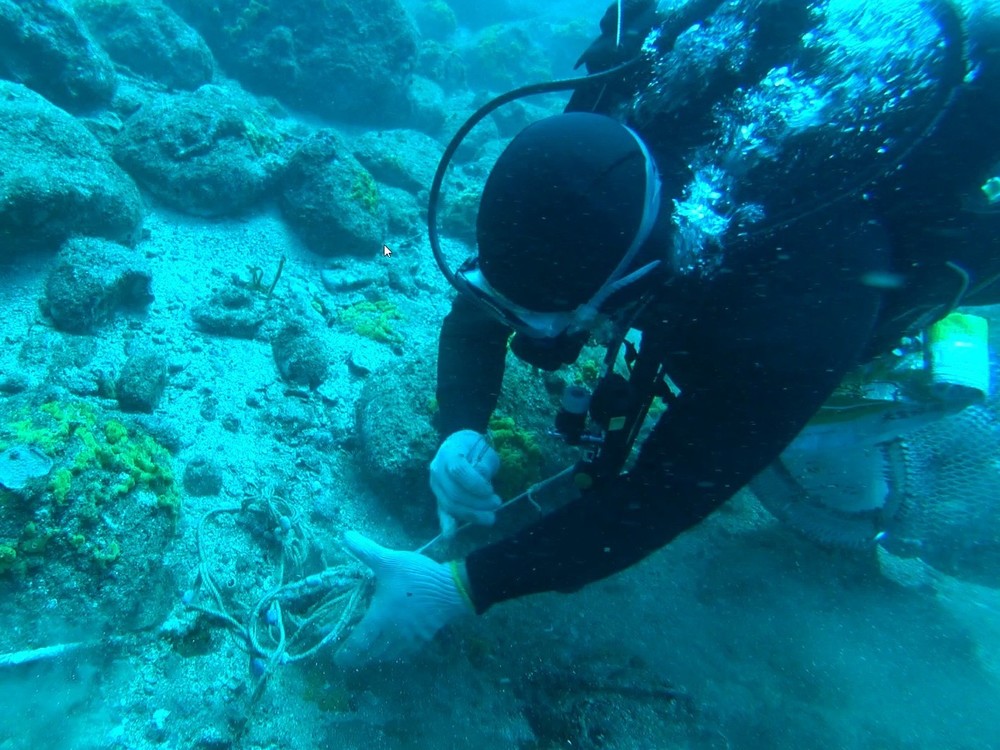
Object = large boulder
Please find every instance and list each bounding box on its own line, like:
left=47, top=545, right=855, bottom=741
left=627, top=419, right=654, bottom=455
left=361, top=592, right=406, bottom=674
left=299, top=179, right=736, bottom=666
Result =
left=0, top=81, right=143, bottom=255
left=279, top=130, right=386, bottom=257
left=42, top=237, right=153, bottom=334
left=355, top=355, right=440, bottom=531
left=0, top=0, right=116, bottom=112
left=464, top=23, right=551, bottom=91
left=75, top=0, right=215, bottom=91
left=415, top=39, right=469, bottom=94
left=113, top=85, right=293, bottom=217
left=164, top=0, right=418, bottom=127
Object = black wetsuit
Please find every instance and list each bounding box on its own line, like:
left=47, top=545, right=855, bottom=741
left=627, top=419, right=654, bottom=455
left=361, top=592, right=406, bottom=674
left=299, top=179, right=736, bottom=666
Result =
left=437, top=0, right=1000, bottom=613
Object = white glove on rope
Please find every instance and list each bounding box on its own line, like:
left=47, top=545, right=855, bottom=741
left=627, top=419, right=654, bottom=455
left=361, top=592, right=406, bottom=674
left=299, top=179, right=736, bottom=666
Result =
left=335, top=531, right=473, bottom=667
left=429, top=430, right=501, bottom=537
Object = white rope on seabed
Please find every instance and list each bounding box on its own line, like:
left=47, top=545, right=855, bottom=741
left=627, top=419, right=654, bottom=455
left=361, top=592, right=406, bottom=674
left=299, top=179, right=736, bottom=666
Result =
left=0, top=463, right=576, bottom=730
left=194, top=465, right=575, bottom=667
left=192, top=465, right=574, bottom=716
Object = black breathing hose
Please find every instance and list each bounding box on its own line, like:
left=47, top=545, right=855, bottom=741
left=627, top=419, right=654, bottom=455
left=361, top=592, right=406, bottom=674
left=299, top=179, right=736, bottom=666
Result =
left=426, top=56, right=646, bottom=289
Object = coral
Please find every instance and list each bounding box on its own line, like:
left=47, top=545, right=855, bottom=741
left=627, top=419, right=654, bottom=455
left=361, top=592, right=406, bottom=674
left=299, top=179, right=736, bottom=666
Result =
left=349, top=168, right=380, bottom=215
left=104, top=420, right=129, bottom=445
left=242, top=114, right=284, bottom=157
left=0, top=544, right=16, bottom=575
left=572, top=358, right=601, bottom=387
left=488, top=415, right=545, bottom=498
left=246, top=255, right=286, bottom=297
left=17, top=522, right=50, bottom=558
left=68, top=415, right=178, bottom=510
left=0, top=399, right=179, bottom=576
left=92, top=540, right=121, bottom=566
left=224, top=0, right=271, bottom=40
left=338, top=300, right=403, bottom=345
left=6, top=400, right=93, bottom=453
left=50, top=468, right=73, bottom=504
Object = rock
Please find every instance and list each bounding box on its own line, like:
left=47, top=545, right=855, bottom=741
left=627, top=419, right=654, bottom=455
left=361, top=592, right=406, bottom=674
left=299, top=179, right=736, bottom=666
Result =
left=113, top=85, right=293, bottom=217
left=405, top=76, right=447, bottom=135
left=352, top=129, right=441, bottom=195
left=131, top=415, right=184, bottom=453
left=271, top=321, right=331, bottom=389
left=149, top=707, right=171, bottom=741
left=280, top=130, right=386, bottom=257
left=194, top=729, right=232, bottom=750
left=42, top=237, right=153, bottom=333
left=380, top=186, right=423, bottom=236
left=0, top=372, right=32, bottom=395
left=447, top=0, right=517, bottom=29
left=465, top=23, right=550, bottom=91
left=164, top=0, right=418, bottom=127
left=182, top=457, right=223, bottom=496
left=387, top=265, right=420, bottom=299
left=116, top=345, right=168, bottom=413
left=416, top=40, right=468, bottom=94
left=111, top=77, right=156, bottom=121
left=490, top=98, right=555, bottom=138
left=438, top=182, right=481, bottom=242
left=319, top=261, right=382, bottom=295
left=75, top=0, right=215, bottom=91
left=354, top=355, right=439, bottom=527
left=0, top=0, right=117, bottom=112
left=414, top=0, right=457, bottom=41
left=345, top=338, right=391, bottom=378
left=78, top=110, right=129, bottom=153
left=442, top=97, right=500, bottom=163
left=0, top=81, right=144, bottom=254
left=190, top=283, right=269, bottom=340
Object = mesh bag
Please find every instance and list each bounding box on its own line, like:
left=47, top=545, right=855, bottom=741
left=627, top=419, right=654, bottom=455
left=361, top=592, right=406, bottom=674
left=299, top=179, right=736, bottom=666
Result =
left=754, top=308, right=1000, bottom=585
left=889, top=400, right=1000, bottom=584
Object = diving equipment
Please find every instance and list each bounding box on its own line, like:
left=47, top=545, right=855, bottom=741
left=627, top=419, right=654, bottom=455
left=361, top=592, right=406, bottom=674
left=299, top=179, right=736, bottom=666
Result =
left=754, top=311, right=991, bottom=548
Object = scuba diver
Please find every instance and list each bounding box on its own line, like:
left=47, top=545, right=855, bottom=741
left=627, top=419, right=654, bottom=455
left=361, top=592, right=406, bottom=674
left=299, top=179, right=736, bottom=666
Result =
left=336, top=0, right=1000, bottom=665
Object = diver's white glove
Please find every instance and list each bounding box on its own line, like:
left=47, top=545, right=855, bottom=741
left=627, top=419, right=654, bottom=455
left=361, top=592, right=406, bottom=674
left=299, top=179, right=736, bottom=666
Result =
left=334, top=531, right=473, bottom=667
left=430, top=430, right=501, bottom=537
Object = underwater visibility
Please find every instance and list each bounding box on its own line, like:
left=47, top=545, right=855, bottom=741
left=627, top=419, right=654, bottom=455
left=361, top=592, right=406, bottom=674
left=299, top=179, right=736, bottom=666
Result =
left=1, top=0, right=1000, bottom=748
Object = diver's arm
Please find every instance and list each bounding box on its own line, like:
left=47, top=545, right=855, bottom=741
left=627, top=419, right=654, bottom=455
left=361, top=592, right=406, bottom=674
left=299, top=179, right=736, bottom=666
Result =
left=464, top=212, right=888, bottom=612
left=436, top=293, right=511, bottom=436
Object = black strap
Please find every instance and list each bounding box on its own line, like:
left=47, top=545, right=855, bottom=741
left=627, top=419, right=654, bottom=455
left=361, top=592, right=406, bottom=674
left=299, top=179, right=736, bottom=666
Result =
left=578, top=330, right=673, bottom=485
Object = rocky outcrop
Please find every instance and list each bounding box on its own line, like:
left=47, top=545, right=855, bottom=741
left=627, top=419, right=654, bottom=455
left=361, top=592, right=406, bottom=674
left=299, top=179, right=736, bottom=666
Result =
left=165, top=0, right=418, bottom=127
left=113, top=85, right=293, bottom=217
left=0, top=81, right=143, bottom=255
left=0, top=0, right=116, bottom=112
left=75, top=0, right=215, bottom=91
